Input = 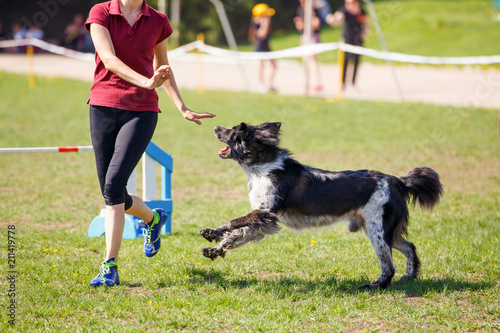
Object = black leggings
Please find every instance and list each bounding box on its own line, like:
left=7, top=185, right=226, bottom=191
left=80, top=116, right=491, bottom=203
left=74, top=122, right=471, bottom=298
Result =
left=89, top=105, right=158, bottom=209
left=343, top=52, right=361, bottom=85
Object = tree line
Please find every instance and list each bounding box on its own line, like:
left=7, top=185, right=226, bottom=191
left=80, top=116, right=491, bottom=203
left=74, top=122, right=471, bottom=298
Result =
left=1, top=0, right=349, bottom=46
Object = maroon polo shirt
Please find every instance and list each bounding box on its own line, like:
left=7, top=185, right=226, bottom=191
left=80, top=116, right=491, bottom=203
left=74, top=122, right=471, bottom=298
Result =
left=85, top=0, right=173, bottom=112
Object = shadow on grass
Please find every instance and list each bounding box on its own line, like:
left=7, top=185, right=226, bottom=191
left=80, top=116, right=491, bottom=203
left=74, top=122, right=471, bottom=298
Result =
left=391, top=277, right=494, bottom=297
left=186, top=267, right=495, bottom=297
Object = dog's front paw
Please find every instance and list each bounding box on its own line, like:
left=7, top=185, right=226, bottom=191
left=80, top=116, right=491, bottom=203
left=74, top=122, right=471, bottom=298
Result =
left=199, top=228, right=223, bottom=243
left=357, top=283, right=378, bottom=291
left=201, top=247, right=226, bottom=260
left=357, top=282, right=389, bottom=291
left=398, top=274, right=417, bottom=282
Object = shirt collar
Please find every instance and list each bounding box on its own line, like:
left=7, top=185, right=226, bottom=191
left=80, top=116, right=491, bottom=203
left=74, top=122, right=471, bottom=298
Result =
left=109, top=0, right=151, bottom=17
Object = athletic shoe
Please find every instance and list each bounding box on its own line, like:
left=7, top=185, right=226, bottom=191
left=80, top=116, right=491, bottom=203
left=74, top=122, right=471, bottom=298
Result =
left=139, top=208, right=168, bottom=257
left=308, top=85, right=323, bottom=95
left=259, top=85, right=277, bottom=94
left=90, top=258, right=119, bottom=287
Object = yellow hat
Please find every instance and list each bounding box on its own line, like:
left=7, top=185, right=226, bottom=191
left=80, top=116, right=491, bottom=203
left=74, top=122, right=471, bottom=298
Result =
left=252, top=3, right=275, bottom=17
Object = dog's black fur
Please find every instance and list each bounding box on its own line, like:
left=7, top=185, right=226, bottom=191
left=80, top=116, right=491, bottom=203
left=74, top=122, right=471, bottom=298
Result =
left=200, top=122, right=443, bottom=289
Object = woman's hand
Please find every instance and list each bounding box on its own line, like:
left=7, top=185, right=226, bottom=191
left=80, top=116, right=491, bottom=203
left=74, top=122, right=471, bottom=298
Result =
left=144, top=65, right=171, bottom=90
left=181, top=108, right=216, bottom=125
left=293, top=17, right=304, bottom=32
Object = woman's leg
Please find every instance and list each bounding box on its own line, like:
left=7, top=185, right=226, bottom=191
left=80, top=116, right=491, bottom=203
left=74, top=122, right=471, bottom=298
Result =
left=104, top=203, right=125, bottom=261
left=89, top=106, right=122, bottom=286
left=89, top=105, right=118, bottom=199
left=90, top=107, right=158, bottom=262
left=104, top=196, right=154, bottom=261
left=102, top=110, right=158, bottom=261
left=126, top=193, right=154, bottom=223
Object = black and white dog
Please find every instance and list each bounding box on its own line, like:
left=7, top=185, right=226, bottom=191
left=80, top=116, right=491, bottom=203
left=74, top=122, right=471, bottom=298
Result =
left=200, top=122, right=443, bottom=289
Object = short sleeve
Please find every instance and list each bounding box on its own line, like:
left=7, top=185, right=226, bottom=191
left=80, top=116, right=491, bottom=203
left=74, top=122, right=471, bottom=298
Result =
left=157, top=14, right=173, bottom=44
left=85, top=3, right=110, bottom=32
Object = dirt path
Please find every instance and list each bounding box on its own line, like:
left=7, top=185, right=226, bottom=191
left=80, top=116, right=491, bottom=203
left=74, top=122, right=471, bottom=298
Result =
left=1, top=53, right=498, bottom=109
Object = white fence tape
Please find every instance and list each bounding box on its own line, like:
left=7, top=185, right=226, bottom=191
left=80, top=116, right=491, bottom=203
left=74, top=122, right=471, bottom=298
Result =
left=339, top=43, right=500, bottom=66
left=1, top=38, right=500, bottom=65
left=0, top=38, right=94, bottom=61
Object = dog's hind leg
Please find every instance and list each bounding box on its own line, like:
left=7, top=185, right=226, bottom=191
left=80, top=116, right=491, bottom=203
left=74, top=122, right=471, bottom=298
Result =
left=394, top=238, right=421, bottom=281
left=201, top=210, right=280, bottom=260
left=359, top=180, right=396, bottom=290
left=359, top=223, right=396, bottom=290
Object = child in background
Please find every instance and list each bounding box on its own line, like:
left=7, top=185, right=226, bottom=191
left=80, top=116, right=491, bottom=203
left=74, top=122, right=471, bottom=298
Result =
left=249, top=3, right=277, bottom=93
left=294, top=0, right=323, bottom=95
left=326, top=0, right=370, bottom=89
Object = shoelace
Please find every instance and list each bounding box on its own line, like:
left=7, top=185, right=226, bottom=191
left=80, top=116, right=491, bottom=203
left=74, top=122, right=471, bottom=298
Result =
left=143, top=228, right=152, bottom=244
left=97, top=265, right=110, bottom=278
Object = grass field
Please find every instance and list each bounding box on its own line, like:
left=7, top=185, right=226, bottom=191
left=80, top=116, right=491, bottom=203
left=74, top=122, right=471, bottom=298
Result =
left=0, top=72, right=499, bottom=332
left=239, top=0, right=500, bottom=64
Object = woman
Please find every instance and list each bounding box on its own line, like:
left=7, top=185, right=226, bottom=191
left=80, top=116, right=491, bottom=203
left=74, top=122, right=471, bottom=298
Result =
left=327, top=0, right=370, bottom=89
left=85, top=0, right=215, bottom=286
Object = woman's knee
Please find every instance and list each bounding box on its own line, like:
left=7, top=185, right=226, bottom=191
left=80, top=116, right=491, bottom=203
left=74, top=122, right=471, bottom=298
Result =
left=103, top=184, right=133, bottom=209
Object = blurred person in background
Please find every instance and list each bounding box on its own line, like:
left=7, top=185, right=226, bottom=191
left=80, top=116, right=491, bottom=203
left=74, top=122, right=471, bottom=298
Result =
left=294, top=0, right=323, bottom=95
left=27, top=25, right=44, bottom=53
left=0, top=21, right=5, bottom=40
left=326, top=0, right=370, bottom=90
left=314, top=0, right=332, bottom=25
left=0, top=21, right=5, bottom=53
left=249, top=3, right=277, bottom=93
left=27, top=25, right=44, bottom=39
left=10, top=22, right=28, bottom=53
left=62, top=14, right=87, bottom=51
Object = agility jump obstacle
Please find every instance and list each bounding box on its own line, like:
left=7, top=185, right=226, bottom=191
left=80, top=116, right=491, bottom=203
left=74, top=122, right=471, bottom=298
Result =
left=0, top=142, right=173, bottom=239
left=0, top=146, right=94, bottom=153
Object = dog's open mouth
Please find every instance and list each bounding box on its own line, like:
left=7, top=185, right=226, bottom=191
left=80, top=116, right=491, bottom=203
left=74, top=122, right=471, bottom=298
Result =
left=218, top=146, right=232, bottom=159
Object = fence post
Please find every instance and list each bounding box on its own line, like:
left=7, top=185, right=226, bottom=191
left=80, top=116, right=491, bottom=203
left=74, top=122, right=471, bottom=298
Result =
left=197, top=33, right=205, bottom=94
left=336, top=40, right=345, bottom=101
left=27, top=43, right=35, bottom=88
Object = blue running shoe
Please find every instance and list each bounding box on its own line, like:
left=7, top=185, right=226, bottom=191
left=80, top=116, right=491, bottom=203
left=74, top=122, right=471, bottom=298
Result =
left=90, top=258, right=119, bottom=287
left=140, top=208, right=168, bottom=257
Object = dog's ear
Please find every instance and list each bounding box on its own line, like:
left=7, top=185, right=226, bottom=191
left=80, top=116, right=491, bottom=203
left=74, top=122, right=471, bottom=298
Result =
left=256, top=122, right=281, bottom=146
left=260, top=122, right=281, bottom=133
left=238, top=122, right=248, bottom=131
left=264, top=122, right=281, bottom=132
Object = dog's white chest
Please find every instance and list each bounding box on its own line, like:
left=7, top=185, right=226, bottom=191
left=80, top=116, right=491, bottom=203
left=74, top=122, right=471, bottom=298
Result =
left=243, top=157, right=285, bottom=210
left=247, top=174, right=276, bottom=210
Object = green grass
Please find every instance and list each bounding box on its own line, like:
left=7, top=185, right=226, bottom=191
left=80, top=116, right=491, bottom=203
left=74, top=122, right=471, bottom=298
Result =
left=238, top=0, right=500, bottom=64
left=0, top=72, right=499, bottom=332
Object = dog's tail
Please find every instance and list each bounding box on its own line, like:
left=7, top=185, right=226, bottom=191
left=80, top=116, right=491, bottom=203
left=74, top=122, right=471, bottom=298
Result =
left=400, top=166, right=443, bottom=210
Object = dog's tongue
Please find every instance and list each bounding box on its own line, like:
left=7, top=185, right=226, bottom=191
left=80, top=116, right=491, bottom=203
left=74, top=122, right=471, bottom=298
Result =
left=219, top=146, right=230, bottom=155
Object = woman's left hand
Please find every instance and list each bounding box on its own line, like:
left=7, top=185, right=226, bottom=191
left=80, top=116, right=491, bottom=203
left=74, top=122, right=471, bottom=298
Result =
left=182, top=109, right=216, bottom=125
left=145, top=65, right=171, bottom=90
